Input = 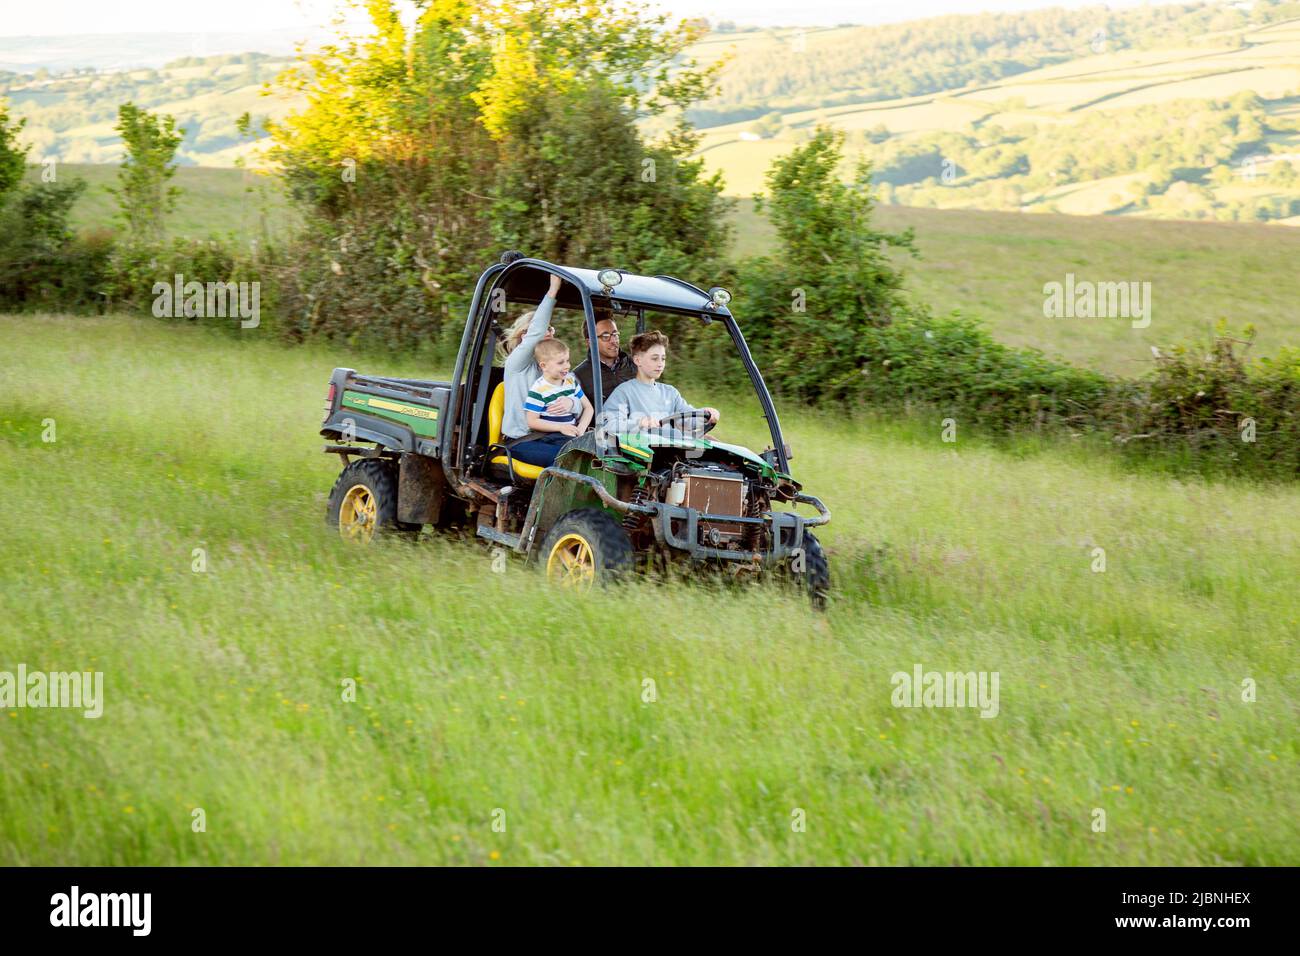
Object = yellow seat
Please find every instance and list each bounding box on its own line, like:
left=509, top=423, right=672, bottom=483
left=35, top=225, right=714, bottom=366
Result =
left=488, top=382, right=546, bottom=481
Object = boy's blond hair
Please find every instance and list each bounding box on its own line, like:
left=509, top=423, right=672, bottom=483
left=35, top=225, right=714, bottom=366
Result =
left=533, top=337, right=570, bottom=365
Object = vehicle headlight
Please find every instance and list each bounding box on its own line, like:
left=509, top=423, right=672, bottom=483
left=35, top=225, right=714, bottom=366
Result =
left=598, top=269, right=623, bottom=290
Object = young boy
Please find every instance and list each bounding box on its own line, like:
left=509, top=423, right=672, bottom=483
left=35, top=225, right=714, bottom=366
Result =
left=604, top=331, right=720, bottom=431
left=516, top=338, right=594, bottom=464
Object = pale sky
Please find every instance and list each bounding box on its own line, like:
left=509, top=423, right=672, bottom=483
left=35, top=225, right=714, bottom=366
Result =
left=0, top=0, right=1187, bottom=36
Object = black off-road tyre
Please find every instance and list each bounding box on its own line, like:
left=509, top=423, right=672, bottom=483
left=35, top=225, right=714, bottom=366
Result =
left=794, top=530, right=831, bottom=611
left=326, top=458, right=421, bottom=543
left=540, top=508, right=635, bottom=590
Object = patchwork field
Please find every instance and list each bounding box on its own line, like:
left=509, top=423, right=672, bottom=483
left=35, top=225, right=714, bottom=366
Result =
left=687, top=20, right=1300, bottom=207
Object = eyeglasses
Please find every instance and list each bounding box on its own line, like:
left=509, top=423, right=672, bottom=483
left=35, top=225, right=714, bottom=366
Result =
left=596, top=330, right=620, bottom=341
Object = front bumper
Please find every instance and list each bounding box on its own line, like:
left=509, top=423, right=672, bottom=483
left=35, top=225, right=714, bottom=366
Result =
left=652, top=493, right=830, bottom=563
left=520, top=466, right=830, bottom=564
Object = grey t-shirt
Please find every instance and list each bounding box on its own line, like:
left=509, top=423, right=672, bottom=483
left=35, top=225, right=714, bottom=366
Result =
left=502, top=295, right=557, bottom=439
left=604, top=378, right=694, bottom=429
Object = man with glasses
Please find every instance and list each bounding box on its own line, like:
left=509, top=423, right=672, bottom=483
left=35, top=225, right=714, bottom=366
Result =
left=573, top=312, right=636, bottom=405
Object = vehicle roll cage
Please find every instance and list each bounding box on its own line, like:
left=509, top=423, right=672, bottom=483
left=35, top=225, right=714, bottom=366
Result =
left=445, top=258, right=791, bottom=480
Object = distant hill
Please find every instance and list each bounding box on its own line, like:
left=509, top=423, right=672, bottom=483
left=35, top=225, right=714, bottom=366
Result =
left=0, top=29, right=328, bottom=73
left=2, top=52, right=300, bottom=166
left=684, top=4, right=1300, bottom=223
left=4, top=0, right=1300, bottom=222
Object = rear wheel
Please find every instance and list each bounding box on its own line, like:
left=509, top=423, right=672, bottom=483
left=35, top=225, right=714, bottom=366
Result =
left=326, top=458, right=420, bottom=543
left=541, top=509, right=634, bottom=591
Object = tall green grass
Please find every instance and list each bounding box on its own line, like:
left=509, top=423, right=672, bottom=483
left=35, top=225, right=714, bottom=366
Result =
left=1, top=314, right=1296, bottom=865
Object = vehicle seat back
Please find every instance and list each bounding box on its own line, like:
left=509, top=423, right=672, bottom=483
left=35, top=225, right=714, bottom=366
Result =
left=489, top=382, right=544, bottom=481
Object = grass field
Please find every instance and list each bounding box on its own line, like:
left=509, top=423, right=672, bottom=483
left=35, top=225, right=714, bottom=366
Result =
left=21, top=162, right=296, bottom=245
left=1, top=313, right=1296, bottom=865
left=732, top=198, right=1300, bottom=376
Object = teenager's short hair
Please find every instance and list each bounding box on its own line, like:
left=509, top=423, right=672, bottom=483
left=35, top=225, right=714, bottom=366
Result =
left=534, top=337, right=570, bottom=364
left=628, top=330, right=669, bottom=356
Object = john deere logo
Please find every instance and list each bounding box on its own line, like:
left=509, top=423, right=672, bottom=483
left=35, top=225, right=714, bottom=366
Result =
left=343, top=394, right=437, bottom=420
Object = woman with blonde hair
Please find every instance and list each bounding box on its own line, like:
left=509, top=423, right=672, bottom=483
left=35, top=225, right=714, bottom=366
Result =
left=499, top=273, right=577, bottom=466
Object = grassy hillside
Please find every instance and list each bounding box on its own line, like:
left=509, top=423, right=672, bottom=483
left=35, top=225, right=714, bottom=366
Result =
left=21, top=162, right=296, bottom=243
left=733, top=198, right=1300, bottom=376
left=27, top=157, right=1300, bottom=377
left=3, top=53, right=299, bottom=166
left=1, top=314, right=1296, bottom=865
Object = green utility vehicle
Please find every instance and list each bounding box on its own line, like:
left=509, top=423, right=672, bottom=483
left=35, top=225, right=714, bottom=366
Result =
left=318, top=253, right=832, bottom=605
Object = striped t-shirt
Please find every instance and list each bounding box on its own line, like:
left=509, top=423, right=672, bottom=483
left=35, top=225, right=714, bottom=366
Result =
left=525, top=373, right=585, bottom=426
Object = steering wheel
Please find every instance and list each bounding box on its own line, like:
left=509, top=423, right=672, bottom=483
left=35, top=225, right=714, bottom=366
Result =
left=655, top=410, right=716, bottom=437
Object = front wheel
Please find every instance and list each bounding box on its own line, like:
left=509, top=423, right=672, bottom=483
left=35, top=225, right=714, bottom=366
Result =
left=792, top=530, right=831, bottom=611
left=326, top=458, right=420, bottom=543
left=541, top=509, right=634, bottom=591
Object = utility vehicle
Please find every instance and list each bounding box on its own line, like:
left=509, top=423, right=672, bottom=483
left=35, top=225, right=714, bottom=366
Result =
left=318, top=253, right=832, bottom=605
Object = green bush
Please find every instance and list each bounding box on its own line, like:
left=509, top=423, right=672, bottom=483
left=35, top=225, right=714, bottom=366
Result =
left=1125, top=330, right=1300, bottom=478
left=104, top=234, right=269, bottom=333
left=0, top=178, right=111, bottom=311
left=733, top=129, right=1300, bottom=480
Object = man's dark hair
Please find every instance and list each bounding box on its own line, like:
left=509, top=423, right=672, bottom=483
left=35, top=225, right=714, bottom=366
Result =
left=583, top=306, right=616, bottom=340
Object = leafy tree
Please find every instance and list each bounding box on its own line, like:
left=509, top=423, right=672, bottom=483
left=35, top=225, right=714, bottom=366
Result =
left=267, top=0, right=730, bottom=350
left=0, top=177, right=109, bottom=310
left=109, top=102, right=184, bottom=245
left=0, top=101, right=28, bottom=205
left=749, top=112, right=784, bottom=139
left=739, top=127, right=917, bottom=401
left=1271, top=159, right=1298, bottom=188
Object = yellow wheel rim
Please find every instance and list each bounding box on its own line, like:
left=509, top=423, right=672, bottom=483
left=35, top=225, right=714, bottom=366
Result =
left=339, top=484, right=378, bottom=543
left=546, top=532, right=596, bottom=590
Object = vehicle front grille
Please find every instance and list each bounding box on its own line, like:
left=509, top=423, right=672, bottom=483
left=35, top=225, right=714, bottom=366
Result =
left=682, top=468, right=746, bottom=547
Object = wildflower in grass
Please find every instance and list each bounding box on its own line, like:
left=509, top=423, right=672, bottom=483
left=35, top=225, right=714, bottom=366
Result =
left=489, top=850, right=500, bottom=860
